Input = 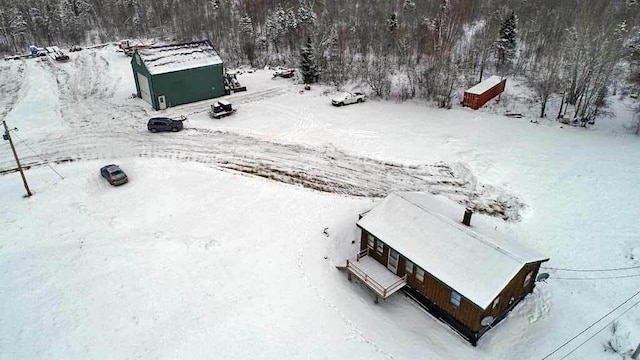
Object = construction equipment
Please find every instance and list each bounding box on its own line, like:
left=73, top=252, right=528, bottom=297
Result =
left=29, top=45, right=47, bottom=57
left=119, top=40, right=150, bottom=56
left=45, top=46, right=69, bottom=61
left=224, top=73, right=247, bottom=95
left=209, top=100, right=236, bottom=119
left=272, top=68, right=295, bottom=79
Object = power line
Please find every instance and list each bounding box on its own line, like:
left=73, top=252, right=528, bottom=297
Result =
left=543, top=264, right=640, bottom=272
left=554, top=275, right=640, bottom=280
left=541, top=289, right=640, bottom=359
left=558, top=298, right=640, bottom=359
left=11, top=131, right=64, bottom=180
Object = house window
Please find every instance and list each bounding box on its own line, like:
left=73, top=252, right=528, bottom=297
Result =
left=375, top=239, right=383, bottom=255
left=492, top=297, right=500, bottom=310
left=416, top=267, right=424, bottom=282
left=523, top=271, right=533, bottom=287
left=367, top=234, right=375, bottom=249
left=450, top=291, right=461, bottom=307
left=405, top=259, right=414, bottom=274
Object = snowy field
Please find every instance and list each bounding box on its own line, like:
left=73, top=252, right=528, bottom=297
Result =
left=1, top=44, right=639, bottom=359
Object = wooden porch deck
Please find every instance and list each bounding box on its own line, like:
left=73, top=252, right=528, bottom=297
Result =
left=346, top=249, right=407, bottom=300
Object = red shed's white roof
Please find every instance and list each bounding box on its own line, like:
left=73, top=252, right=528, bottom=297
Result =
left=137, top=40, right=223, bottom=75
left=465, top=75, right=503, bottom=95
left=356, top=192, right=548, bottom=310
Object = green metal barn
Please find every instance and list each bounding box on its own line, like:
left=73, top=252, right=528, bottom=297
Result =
left=131, top=40, right=225, bottom=110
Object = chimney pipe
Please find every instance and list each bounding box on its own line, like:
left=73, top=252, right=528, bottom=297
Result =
left=462, top=208, right=473, bottom=226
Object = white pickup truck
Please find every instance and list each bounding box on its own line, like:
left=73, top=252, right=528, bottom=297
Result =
left=331, top=92, right=366, bottom=106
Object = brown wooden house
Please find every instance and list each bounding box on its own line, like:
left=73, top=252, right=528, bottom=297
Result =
left=347, top=192, right=549, bottom=346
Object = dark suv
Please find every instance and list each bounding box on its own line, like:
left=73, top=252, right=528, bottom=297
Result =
left=147, top=117, right=184, bottom=132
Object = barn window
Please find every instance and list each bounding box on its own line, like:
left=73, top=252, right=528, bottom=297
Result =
left=492, top=297, right=500, bottom=310
left=415, top=267, right=424, bottom=282
left=405, top=259, right=414, bottom=274
left=523, top=271, right=533, bottom=287
left=367, top=234, right=375, bottom=249
left=450, top=291, right=461, bottom=307
left=375, top=239, right=383, bottom=255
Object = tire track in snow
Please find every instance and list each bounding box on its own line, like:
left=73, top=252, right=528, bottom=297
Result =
left=48, top=49, right=151, bottom=131
left=1, top=47, right=524, bottom=221
left=158, top=87, right=292, bottom=119
left=0, top=61, right=27, bottom=120
left=0, top=127, right=523, bottom=220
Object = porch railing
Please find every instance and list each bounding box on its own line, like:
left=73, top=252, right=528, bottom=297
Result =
left=346, top=248, right=408, bottom=299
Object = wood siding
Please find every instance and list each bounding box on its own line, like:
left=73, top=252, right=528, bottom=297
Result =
left=359, top=229, right=543, bottom=333
left=480, top=262, right=542, bottom=325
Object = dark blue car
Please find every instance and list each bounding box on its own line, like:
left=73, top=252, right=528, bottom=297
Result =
left=147, top=117, right=184, bottom=133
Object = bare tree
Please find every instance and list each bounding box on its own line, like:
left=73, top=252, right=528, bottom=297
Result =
left=363, top=54, right=391, bottom=97
left=523, top=6, right=564, bottom=118
left=0, top=4, right=27, bottom=52
left=627, top=106, right=640, bottom=135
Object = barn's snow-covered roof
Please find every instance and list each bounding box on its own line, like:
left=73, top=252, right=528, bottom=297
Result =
left=137, top=40, right=223, bottom=75
left=465, top=75, right=503, bottom=95
left=356, top=192, right=548, bottom=310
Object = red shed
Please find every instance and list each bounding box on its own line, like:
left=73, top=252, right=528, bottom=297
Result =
left=463, top=76, right=506, bottom=110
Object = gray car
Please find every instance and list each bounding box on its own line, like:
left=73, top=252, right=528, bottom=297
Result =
left=100, top=164, right=128, bottom=186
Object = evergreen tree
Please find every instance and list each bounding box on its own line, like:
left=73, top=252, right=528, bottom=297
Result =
left=299, top=36, right=319, bottom=83
left=297, top=0, right=316, bottom=27
left=240, top=14, right=256, bottom=66
left=265, top=10, right=283, bottom=53
left=495, top=11, right=517, bottom=70
left=274, top=3, right=286, bottom=33
left=321, top=24, right=347, bottom=87
left=387, top=12, right=398, bottom=33
left=286, top=8, right=297, bottom=32
left=403, top=0, right=416, bottom=11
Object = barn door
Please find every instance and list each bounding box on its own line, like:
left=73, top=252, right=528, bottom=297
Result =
left=158, top=95, right=167, bottom=110
left=136, top=72, right=152, bottom=105
left=387, top=249, right=399, bottom=274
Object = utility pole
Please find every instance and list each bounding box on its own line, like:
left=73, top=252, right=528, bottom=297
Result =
left=632, top=341, right=640, bottom=359
left=2, top=121, right=32, bottom=197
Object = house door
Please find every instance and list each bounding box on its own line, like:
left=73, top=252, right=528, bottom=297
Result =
left=387, top=249, right=399, bottom=274
left=158, top=95, right=167, bottom=110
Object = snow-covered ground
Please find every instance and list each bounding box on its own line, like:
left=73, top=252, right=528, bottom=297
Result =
left=0, top=45, right=639, bottom=359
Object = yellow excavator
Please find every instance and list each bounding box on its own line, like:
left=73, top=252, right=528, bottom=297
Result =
left=119, top=40, right=150, bottom=56
left=224, top=72, right=247, bottom=95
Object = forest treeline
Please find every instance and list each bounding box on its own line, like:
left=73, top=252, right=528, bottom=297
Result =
left=2, top=0, right=640, bottom=123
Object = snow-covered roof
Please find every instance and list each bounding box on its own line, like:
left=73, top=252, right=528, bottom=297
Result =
left=465, top=75, right=504, bottom=95
left=137, top=40, right=223, bottom=75
left=356, top=192, right=548, bottom=310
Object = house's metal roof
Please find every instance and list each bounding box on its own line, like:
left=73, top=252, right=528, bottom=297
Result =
left=136, top=40, right=223, bottom=75
left=356, top=192, right=548, bottom=310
